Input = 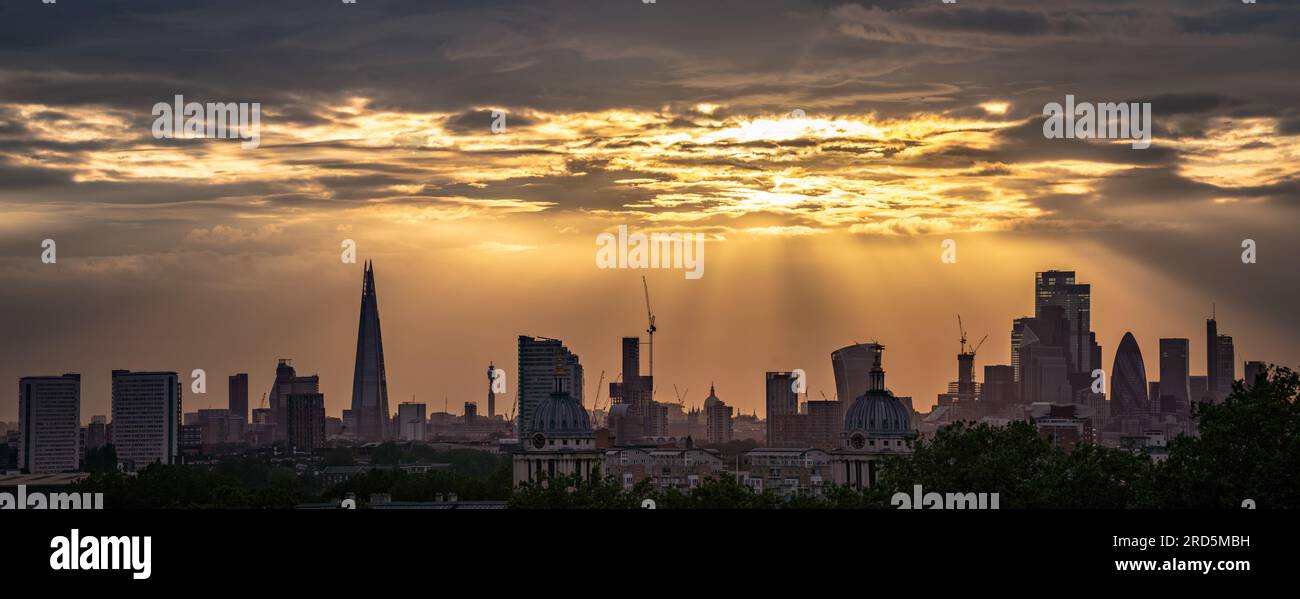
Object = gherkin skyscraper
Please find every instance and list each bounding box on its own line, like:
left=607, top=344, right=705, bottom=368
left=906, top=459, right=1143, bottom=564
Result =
left=351, top=261, right=390, bottom=441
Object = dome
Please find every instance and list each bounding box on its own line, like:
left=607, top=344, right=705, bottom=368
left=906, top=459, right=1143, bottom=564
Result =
left=843, top=367, right=911, bottom=436
left=529, top=393, right=592, bottom=438
left=703, top=384, right=723, bottom=408
left=843, top=392, right=911, bottom=435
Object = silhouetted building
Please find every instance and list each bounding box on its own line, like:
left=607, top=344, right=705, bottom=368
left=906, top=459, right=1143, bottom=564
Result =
left=1244, top=361, right=1267, bottom=390
left=111, top=370, right=181, bottom=471
left=486, top=363, right=496, bottom=419
left=607, top=335, right=664, bottom=439
left=18, top=374, right=81, bottom=474
left=1158, top=338, right=1190, bottom=405
left=1110, top=333, right=1149, bottom=418
left=610, top=337, right=652, bottom=404
left=1189, top=375, right=1209, bottom=404
left=517, top=336, right=584, bottom=438
left=1212, top=333, right=1235, bottom=403
left=197, top=408, right=241, bottom=446
left=1011, top=317, right=1033, bottom=383
left=84, top=415, right=108, bottom=453
left=267, top=360, right=320, bottom=445
left=1035, top=270, right=1093, bottom=375
left=831, top=342, right=883, bottom=402
left=1032, top=403, right=1096, bottom=449
left=806, top=400, right=844, bottom=449
left=1019, top=306, right=1072, bottom=404
left=702, top=384, right=733, bottom=444
left=765, top=372, right=799, bottom=446
left=398, top=402, right=427, bottom=442
left=228, top=373, right=248, bottom=429
left=982, top=365, right=1018, bottom=405
left=351, top=261, right=392, bottom=442
left=285, top=393, right=325, bottom=452
left=769, top=413, right=811, bottom=448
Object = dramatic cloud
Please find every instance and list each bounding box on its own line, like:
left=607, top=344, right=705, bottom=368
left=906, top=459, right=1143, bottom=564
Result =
left=0, top=0, right=1296, bottom=419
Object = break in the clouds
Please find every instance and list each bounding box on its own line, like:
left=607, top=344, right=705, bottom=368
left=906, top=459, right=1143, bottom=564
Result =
left=0, top=0, right=1297, bottom=418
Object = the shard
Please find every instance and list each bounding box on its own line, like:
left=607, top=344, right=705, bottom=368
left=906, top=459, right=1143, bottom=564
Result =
left=350, top=260, right=390, bottom=441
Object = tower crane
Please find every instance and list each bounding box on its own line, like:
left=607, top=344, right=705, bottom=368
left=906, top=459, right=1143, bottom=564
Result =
left=957, top=314, right=988, bottom=356
left=642, top=276, right=656, bottom=394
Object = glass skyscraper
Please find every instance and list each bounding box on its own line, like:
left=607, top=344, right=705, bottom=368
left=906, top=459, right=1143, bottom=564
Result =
left=350, top=261, right=391, bottom=442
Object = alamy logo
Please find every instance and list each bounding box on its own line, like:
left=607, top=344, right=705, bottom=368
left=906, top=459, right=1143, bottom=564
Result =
left=1, top=485, right=104, bottom=509
left=596, top=224, right=705, bottom=280
left=152, top=95, right=261, bottom=149
left=1043, top=95, right=1151, bottom=149
left=891, top=484, right=1000, bottom=509
left=50, top=529, right=151, bottom=580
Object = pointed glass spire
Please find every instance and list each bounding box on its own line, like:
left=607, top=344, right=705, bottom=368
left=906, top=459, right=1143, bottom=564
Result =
left=350, top=260, right=390, bottom=441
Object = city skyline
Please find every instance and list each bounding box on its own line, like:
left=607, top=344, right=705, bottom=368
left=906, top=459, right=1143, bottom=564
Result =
left=1, top=0, right=1297, bottom=423
left=2, top=263, right=1284, bottom=425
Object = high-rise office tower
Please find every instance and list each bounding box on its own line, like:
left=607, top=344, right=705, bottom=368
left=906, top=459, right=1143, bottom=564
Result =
left=398, top=402, right=427, bottom=441
left=1213, top=334, right=1235, bottom=402
left=1205, top=312, right=1236, bottom=402
left=517, top=335, right=584, bottom=438
left=765, top=371, right=799, bottom=446
left=228, top=373, right=248, bottom=424
left=610, top=336, right=651, bottom=404
left=486, top=363, right=496, bottom=419
left=111, top=370, right=181, bottom=471
left=351, top=261, right=391, bottom=442
left=1206, top=315, right=1217, bottom=399
left=1018, top=306, right=1071, bottom=403
left=285, top=393, right=326, bottom=452
left=1158, top=338, right=1190, bottom=404
left=1011, top=317, right=1034, bottom=383
left=1035, top=270, right=1092, bottom=375
left=18, top=374, right=81, bottom=474
left=831, top=342, right=883, bottom=401
left=1109, top=333, right=1149, bottom=417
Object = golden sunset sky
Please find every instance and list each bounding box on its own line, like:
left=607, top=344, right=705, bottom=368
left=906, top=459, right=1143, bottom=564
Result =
left=1, top=0, right=1297, bottom=420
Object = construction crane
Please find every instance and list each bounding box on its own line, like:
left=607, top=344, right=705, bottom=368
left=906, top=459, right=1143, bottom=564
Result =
left=642, top=276, right=656, bottom=392
left=589, top=370, right=605, bottom=415
left=956, top=314, right=988, bottom=401
left=957, top=314, right=988, bottom=356
left=259, top=393, right=267, bottom=408
left=593, top=372, right=620, bottom=415
left=673, top=384, right=689, bottom=406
